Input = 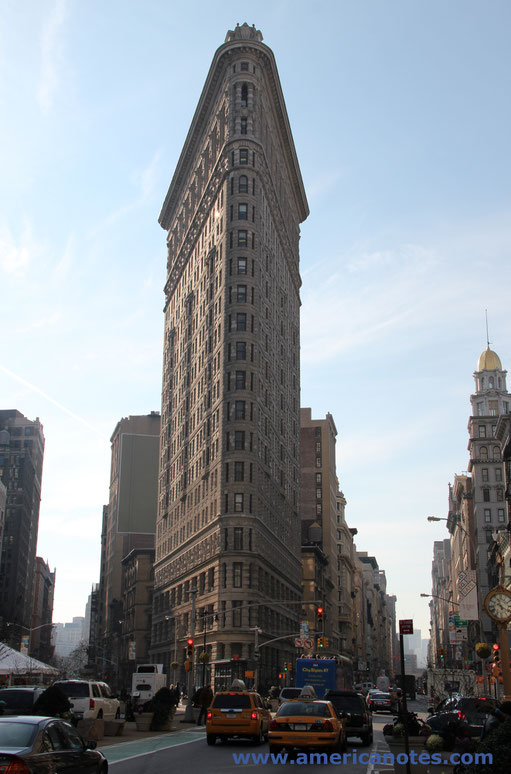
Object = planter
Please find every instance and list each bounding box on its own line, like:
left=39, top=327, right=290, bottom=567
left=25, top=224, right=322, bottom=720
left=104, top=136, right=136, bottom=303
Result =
left=135, top=713, right=153, bottom=732
left=386, top=736, right=428, bottom=774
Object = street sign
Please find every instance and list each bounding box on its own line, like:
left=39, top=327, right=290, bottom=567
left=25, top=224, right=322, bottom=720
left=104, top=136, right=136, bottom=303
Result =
left=295, top=637, right=304, bottom=648
left=399, top=619, right=413, bottom=635
left=303, top=637, right=314, bottom=649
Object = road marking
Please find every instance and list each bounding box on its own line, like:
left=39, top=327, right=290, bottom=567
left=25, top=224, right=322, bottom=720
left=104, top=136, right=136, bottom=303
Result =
left=106, top=730, right=206, bottom=764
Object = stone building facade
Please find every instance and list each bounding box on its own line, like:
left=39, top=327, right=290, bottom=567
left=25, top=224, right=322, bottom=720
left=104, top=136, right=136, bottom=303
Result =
left=151, top=23, right=308, bottom=690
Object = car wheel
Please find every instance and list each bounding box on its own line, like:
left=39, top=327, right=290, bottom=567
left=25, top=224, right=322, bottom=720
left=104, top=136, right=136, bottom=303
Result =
left=361, top=731, right=373, bottom=746
left=253, top=726, right=265, bottom=745
left=97, top=710, right=103, bottom=719
left=98, top=763, right=108, bottom=774
left=336, top=732, right=347, bottom=753
left=206, top=734, right=217, bottom=746
left=115, top=708, right=120, bottom=719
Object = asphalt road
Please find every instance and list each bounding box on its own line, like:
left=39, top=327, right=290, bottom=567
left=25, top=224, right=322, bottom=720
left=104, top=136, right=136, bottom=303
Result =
left=100, top=697, right=431, bottom=773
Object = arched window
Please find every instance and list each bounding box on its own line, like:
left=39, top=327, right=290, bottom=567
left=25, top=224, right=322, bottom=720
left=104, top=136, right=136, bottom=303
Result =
left=480, top=446, right=488, bottom=460
left=492, top=446, right=500, bottom=460
left=239, top=175, right=248, bottom=193
left=489, top=376, right=494, bottom=389
left=241, top=83, right=248, bottom=106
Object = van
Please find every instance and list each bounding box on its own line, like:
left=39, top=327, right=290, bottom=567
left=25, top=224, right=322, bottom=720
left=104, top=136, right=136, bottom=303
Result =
left=131, top=664, right=166, bottom=709
left=278, top=685, right=317, bottom=706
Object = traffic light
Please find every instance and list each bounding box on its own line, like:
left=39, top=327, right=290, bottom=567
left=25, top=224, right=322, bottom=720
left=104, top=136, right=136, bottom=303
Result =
left=184, top=659, right=191, bottom=672
left=187, top=637, right=194, bottom=658
left=317, top=607, right=324, bottom=626
left=318, top=637, right=324, bottom=648
left=439, top=648, right=446, bottom=660
left=287, top=661, right=293, bottom=673
left=324, top=637, right=329, bottom=648
left=492, top=643, right=500, bottom=662
left=283, top=662, right=288, bottom=672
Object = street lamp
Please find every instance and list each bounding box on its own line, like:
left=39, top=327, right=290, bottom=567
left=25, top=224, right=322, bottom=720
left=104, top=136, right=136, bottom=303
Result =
left=420, top=593, right=459, bottom=606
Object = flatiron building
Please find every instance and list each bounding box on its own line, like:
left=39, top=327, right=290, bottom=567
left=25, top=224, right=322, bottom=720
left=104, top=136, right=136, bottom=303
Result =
left=151, top=23, right=309, bottom=689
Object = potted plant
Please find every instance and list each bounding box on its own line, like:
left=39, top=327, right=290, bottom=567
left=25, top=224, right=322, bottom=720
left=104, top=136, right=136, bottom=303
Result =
left=149, top=687, right=176, bottom=732
left=199, top=652, right=210, bottom=663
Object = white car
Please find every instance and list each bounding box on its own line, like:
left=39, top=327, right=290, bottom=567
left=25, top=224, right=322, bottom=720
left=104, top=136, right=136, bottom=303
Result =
left=53, top=679, right=120, bottom=721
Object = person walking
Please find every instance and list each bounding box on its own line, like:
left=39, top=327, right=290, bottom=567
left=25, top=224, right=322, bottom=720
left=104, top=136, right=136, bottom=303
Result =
left=197, top=684, right=213, bottom=725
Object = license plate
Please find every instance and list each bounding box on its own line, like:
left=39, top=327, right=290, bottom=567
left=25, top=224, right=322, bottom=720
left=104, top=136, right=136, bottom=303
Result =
left=293, top=724, right=307, bottom=731
left=227, top=713, right=237, bottom=718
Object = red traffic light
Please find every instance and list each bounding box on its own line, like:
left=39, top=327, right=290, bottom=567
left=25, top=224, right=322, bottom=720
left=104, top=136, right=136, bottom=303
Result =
left=317, top=607, right=323, bottom=614
left=187, top=637, right=194, bottom=646
left=492, top=643, right=500, bottom=651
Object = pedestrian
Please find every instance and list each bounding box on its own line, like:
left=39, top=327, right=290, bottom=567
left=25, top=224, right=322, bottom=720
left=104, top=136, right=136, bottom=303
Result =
left=480, top=700, right=511, bottom=740
left=197, top=684, right=213, bottom=725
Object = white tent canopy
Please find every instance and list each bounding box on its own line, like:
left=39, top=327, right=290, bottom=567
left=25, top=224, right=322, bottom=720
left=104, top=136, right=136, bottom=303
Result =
left=0, top=643, right=59, bottom=678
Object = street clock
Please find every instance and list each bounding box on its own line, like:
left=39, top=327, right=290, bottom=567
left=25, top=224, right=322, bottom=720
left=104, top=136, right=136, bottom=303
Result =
left=484, top=585, right=511, bottom=624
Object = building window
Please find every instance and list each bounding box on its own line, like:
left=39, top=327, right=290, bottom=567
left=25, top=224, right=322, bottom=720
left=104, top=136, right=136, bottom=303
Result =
left=484, top=509, right=492, bottom=523
left=492, top=447, right=500, bottom=460
left=483, top=489, right=490, bottom=502
left=238, top=230, right=248, bottom=247
left=316, top=488, right=322, bottom=500
left=240, top=117, right=247, bottom=135
left=316, top=457, right=321, bottom=468
left=233, top=562, right=243, bottom=587
left=239, top=175, right=248, bottom=193
left=235, top=401, right=245, bottom=420
left=498, top=509, right=505, bottom=523
left=236, top=342, right=246, bottom=360
left=316, top=473, right=322, bottom=484
left=234, top=493, right=244, bottom=512
left=236, top=285, right=247, bottom=302
left=221, top=564, right=227, bottom=588
left=315, top=441, right=321, bottom=453
left=497, top=489, right=504, bottom=501
left=478, top=425, right=486, bottom=438
left=239, top=149, right=248, bottom=165
left=241, top=83, right=248, bottom=106
left=234, top=461, right=244, bottom=481
left=495, top=468, right=502, bottom=482
left=234, top=431, right=245, bottom=450
left=480, top=446, right=488, bottom=460
left=236, top=313, right=247, bottom=330
left=482, top=468, right=489, bottom=482
left=237, top=257, right=247, bottom=274
left=241, top=62, right=249, bottom=71
left=238, top=203, right=248, bottom=220
left=235, top=371, right=246, bottom=389
left=232, top=601, right=242, bottom=627
left=234, top=527, right=243, bottom=550
left=316, top=503, right=322, bottom=516
left=477, top=402, right=484, bottom=416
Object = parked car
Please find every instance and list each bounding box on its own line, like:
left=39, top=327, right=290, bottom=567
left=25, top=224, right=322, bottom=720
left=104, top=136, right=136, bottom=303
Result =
left=426, top=695, right=499, bottom=739
left=52, top=680, right=120, bottom=722
left=0, top=687, right=45, bottom=716
left=206, top=683, right=271, bottom=745
left=0, top=715, right=107, bottom=773
left=366, top=692, right=393, bottom=714
left=324, top=689, right=373, bottom=745
left=269, top=699, right=347, bottom=754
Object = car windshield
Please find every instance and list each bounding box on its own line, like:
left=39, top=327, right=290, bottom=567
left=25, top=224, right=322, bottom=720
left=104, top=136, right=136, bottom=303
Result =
left=212, top=694, right=251, bottom=709
left=280, top=689, right=301, bottom=699
left=0, top=721, right=37, bottom=748
left=54, top=683, right=89, bottom=698
left=327, top=696, right=364, bottom=712
left=278, top=702, right=331, bottom=718
left=0, top=691, right=35, bottom=709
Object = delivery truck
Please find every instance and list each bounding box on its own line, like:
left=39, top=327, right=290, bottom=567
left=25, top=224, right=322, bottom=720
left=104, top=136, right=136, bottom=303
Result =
left=131, top=664, right=166, bottom=709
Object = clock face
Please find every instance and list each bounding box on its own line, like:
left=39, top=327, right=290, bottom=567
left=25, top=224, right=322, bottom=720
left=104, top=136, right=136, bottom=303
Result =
left=487, top=592, right=511, bottom=620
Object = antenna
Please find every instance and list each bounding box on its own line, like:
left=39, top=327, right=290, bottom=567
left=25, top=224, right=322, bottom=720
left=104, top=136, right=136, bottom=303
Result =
left=485, top=309, right=490, bottom=348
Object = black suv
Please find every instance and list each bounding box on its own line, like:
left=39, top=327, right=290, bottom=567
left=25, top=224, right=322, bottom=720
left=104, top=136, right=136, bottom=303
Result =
left=0, top=687, right=45, bottom=715
left=324, top=690, right=373, bottom=745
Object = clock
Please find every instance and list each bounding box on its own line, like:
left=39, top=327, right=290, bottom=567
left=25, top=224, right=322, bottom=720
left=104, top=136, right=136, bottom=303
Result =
left=484, top=586, right=511, bottom=623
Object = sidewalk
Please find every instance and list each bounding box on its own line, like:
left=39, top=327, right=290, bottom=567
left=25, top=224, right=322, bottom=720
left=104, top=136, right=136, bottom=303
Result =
left=96, top=704, right=201, bottom=748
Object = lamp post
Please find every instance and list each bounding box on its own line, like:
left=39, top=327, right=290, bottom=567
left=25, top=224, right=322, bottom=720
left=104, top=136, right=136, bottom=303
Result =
left=183, top=586, right=197, bottom=723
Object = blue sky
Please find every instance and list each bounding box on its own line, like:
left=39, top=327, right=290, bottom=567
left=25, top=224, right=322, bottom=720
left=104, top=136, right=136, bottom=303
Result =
left=1, top=0, right=510, bottom=641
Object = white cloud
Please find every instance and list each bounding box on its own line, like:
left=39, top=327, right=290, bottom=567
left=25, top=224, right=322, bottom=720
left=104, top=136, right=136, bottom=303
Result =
left=37, top=0, right=68, bottom=115
left=0, top=219, right=38, bottom=276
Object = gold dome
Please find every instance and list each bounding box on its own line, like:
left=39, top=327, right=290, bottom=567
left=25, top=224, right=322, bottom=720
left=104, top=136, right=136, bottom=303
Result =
left=477, top=346, right=502, bottom=371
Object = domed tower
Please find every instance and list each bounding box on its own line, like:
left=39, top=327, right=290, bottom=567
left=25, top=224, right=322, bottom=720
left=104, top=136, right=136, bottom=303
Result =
left=468, top=345, right=510, bottom=638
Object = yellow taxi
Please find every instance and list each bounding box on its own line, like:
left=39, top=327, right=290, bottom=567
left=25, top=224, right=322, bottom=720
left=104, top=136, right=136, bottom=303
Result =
left=206, top=681, right=271, bottom=746
left=269, top=699, right=347, bottom=754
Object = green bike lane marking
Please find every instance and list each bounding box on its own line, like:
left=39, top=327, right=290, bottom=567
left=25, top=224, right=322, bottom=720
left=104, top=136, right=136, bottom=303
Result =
left=104, top=729, right=206, bottom=764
